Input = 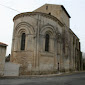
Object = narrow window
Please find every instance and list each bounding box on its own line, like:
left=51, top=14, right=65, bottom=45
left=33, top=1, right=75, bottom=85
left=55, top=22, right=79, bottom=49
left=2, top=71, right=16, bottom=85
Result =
left=45, top=34, right=49, bottom=51
left=21, top=33, right=26, bottom=50
left=46, top=6, right=48, bottom=10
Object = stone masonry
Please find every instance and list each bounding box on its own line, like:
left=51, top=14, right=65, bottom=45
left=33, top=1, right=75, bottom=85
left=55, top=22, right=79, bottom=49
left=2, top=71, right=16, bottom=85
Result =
left=10, top=4, right=82, bottom=75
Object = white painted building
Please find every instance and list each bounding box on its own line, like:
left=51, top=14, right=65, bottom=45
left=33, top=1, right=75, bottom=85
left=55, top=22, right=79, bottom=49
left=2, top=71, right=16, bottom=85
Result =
left=0, top=42, right=7, bottom=76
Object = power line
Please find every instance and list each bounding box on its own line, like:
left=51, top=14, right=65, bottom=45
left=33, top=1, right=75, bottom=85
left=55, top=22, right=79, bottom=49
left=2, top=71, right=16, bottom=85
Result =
left=0, top=3, right=20, bottom=13
left=0, top=3, right=40, bottom=21
left=0, top=3, right=52, bottom=23
left=0, top=3, right=64, bottom=30
left=0, top=3, right=41, bottom=22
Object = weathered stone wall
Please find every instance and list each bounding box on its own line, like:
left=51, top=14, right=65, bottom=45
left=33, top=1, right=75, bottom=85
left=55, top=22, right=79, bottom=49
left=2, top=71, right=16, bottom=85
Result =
left=11, top=4, right=82, bottom=75
left=0, top=46, right=7, bottom=76
left=69, top=29, right=82, bottom=71
left=83, top=59, right=85, bottom=70
left=11, top=13, right=64, bottom=75
left=34, top=4, right=70, bottom=27
left=4, top=62, right=20, bottom=76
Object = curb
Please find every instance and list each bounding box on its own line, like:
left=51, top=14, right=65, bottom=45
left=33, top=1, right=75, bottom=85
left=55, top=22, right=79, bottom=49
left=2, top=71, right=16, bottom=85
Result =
left=0, top=71, right=85, bottom=79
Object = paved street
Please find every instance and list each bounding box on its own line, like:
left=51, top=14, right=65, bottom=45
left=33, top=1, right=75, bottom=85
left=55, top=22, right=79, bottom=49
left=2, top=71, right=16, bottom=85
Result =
left=0, top=72, right=85, bottom=85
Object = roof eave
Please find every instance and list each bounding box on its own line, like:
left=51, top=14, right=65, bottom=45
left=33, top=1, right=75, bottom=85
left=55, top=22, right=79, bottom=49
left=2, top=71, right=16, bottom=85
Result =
left=61, top=5, right=71, bottom=18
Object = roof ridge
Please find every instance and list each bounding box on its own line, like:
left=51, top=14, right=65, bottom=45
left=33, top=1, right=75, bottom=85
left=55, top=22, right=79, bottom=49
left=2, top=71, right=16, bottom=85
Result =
left=0, top=42, right=8, bottom=46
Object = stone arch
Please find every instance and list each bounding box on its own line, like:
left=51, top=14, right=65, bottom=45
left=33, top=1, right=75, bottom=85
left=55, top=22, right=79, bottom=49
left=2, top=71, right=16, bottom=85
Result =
left=40, top=24, right=56, bottom=36
left=13, top=22, right=35, bottom=51
left=17, top=28, right=28, bottom=36
left=40, top=24, right=57, bottom=53
left=14, top=22, right=35, bottom=36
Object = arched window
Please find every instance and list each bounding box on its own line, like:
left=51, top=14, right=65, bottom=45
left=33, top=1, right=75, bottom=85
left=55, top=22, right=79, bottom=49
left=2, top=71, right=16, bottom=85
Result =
left=21, top=33, right=26, bottom=50
left=45, top=34, right=49, bottom=51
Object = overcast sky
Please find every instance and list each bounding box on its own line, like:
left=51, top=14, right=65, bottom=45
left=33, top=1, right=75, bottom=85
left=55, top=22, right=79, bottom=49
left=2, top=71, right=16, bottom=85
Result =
left=0, top=0, right=85, bottom=56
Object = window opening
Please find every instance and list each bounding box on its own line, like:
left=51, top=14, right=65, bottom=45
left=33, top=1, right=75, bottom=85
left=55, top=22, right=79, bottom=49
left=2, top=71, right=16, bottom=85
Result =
left=21, top=33, right=26, bottom=50
left=45, top=34, right=49, bottom=51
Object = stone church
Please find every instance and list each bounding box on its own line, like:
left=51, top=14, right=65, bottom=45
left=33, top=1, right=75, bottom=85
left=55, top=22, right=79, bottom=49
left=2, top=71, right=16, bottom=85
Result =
left=10, top=4, right=82, bottom=75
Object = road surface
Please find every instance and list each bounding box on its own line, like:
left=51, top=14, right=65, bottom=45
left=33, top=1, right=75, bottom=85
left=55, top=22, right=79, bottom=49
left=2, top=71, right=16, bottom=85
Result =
left=0, top=72, right=85, bottom=85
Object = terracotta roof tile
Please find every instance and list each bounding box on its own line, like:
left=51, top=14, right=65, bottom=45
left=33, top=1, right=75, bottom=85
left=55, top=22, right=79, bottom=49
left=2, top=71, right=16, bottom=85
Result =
left=0, top=42, right=8, bottom=46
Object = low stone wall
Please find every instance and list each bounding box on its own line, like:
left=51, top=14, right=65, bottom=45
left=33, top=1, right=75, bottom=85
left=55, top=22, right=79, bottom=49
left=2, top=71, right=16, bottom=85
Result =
left=4, top=62, right=20, bottom=76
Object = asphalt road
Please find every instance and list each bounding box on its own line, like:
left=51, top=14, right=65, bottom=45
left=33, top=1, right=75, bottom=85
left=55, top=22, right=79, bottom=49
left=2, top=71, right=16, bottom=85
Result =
left=0, top=72, right=85, bottom=85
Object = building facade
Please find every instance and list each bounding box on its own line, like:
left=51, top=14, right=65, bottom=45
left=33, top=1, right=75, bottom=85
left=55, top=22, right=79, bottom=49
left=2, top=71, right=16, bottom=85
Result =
left=11, top=4, right=82, bottom=75
left=0, top=42, right=7, bottom=76
left=83, top=58, right=85, bottom=70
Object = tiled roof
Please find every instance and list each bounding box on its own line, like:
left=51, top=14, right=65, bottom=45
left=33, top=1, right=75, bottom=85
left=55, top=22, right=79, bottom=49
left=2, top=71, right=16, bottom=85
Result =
left=0, top=42, right=8, bottom=46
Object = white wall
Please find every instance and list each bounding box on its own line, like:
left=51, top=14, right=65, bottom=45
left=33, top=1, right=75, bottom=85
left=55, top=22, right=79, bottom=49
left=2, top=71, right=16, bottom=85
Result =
left=4, top=62, right=20, bottom=76
left=0, top=46, right=6, bottom=76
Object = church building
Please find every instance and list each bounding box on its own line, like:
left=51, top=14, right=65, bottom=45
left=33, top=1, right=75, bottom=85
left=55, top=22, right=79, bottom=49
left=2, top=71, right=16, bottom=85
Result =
left=10, top=4, right=82, bottom=75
